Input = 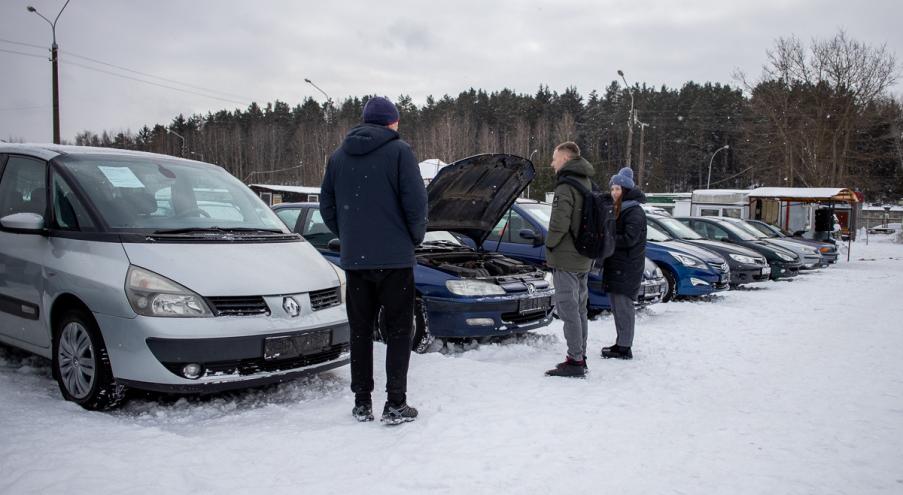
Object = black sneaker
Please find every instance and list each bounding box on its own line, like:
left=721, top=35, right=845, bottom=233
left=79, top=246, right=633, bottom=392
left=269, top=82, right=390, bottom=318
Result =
left=601, top=345, right=633, bottom=360
left=545, top=357, right=587, bottom=377
left=381, top=402, right=418, bottom=425
left=352, top=403, right=374, bottom=422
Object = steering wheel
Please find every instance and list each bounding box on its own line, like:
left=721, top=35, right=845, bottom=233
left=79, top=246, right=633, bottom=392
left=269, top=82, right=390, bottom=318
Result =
left=175, top=207, right=211, bottom=218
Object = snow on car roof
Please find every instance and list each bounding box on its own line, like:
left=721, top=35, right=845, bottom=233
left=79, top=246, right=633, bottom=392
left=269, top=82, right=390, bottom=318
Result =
left=250, top=184, right=321, bottom=194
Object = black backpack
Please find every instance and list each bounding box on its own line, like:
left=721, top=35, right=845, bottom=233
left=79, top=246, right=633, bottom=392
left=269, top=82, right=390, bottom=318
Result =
left=556, top=174, right=616, bottom=260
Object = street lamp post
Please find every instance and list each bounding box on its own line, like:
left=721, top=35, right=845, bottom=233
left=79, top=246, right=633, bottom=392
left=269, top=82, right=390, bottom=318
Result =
left=28, top=0, right=71, bottom=144
left=706, top=145, right=730, bottom=189
left=525, top=149, right=539, bottom=198
left=305, top=78, right=334, bottom=122
left=617, top=70, right=635, bottom=168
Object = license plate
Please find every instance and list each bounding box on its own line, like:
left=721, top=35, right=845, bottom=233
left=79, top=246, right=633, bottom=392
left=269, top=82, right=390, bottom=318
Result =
left=264, top=330, right=331, bottom=361
left=519, top=296, right=551, bottom=314
left=644, top=284, right=660, bottom=295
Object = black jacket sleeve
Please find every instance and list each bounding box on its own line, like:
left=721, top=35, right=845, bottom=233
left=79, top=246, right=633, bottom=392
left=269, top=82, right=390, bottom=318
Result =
left=616, top=207, right=646, bottom=249
left=319, top=156, right=339, bottom=237
left=397, top=145, right=428, bottom=245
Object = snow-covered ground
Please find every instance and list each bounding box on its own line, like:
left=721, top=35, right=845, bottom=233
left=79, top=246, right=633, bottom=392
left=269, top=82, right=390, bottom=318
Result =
left=2, top=235, right=902, bottom=495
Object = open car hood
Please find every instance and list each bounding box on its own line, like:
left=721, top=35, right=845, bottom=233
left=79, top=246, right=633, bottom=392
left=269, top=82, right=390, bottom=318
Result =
left=426, top=154, right=535, bottom=246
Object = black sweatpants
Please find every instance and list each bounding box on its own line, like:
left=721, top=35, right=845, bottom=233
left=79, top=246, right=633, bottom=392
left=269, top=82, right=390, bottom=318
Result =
left=346, top=268, right=414, bottom=405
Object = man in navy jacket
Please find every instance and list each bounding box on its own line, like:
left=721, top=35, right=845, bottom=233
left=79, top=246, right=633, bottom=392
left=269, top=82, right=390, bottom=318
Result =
left=320, top=96, right=427, bottom=425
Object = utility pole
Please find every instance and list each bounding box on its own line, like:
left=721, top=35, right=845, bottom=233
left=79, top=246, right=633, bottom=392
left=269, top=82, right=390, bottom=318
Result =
left=28, top=1, right=71, bottom=144
left=636, top=120, right=649, bottom=187
left=618, top=70, right=635, bottom=168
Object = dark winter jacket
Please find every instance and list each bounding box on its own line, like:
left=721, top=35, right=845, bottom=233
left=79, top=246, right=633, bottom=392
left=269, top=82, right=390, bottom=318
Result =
left=320, top=124, right=427, bottom=270
left=545, top=157, right=595, bottom=273
left=602, top=187, right=647, bottom=296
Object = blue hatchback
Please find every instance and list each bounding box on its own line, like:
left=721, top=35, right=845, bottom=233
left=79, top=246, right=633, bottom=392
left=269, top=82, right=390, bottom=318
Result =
left=273, top=154, right=555, bottom=351
left=477, top=199, right=667, bottom=315
left=645, top=224, right=731, bottom=300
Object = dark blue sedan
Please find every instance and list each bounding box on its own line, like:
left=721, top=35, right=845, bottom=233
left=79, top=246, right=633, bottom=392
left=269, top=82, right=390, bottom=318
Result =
left=273, top=154, right=555, bottom=352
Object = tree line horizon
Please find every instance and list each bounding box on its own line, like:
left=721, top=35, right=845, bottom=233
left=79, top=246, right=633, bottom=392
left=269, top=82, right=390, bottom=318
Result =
left=64, top=31, right=903, bottom=201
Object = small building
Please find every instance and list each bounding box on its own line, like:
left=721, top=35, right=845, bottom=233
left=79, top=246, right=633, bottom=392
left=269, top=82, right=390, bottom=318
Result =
left=249, top=184, right=320, bottom=206
left=646, top=193, right=692, bottom=217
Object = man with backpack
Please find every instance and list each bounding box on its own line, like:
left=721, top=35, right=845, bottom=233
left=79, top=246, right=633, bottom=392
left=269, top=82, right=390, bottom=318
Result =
left=544, top=142, right=597, bottom=378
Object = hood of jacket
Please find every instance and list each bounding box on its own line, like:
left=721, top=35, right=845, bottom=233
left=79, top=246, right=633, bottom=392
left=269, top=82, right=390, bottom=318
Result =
left=556, top=157, right=595, bottom=179
left=620, top=187, right=647, bottom=211
left=340, top=124, right=399, bottom=156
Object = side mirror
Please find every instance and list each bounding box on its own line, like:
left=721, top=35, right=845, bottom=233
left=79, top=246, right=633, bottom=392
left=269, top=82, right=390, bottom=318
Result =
left=0, top=213, right=45, bottom=234
left=327, top=238, right=341, bottom=252
left=518, top=229, right=544, bottom=247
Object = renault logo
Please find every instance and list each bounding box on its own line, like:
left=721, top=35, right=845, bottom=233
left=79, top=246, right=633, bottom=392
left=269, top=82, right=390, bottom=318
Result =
left=283, top=297, right=301, bottom=317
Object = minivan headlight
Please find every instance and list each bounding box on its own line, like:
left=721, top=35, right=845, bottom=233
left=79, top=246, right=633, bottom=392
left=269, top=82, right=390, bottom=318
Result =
left=729, top=253, right=756, bottom=264
left=333, top=265, right=347, bottom=303
left=446, top=280, right=506, bottom=296
left=125, top=266, right=213, bottom=317
left=672, top=253, right=704, bottom=268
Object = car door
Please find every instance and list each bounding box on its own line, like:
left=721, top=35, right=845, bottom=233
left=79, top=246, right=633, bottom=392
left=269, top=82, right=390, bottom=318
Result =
left=0, top=154, right=50, bottom=347
left=482, top=208, right=545, bottom=265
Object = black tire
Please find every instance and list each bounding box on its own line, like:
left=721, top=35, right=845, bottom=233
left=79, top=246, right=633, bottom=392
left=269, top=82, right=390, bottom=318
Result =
left=374, top=298, right=432, bottom=354
left=659, top=265, right=677, bottom=302
left=52, top=308, right=126, bottom=410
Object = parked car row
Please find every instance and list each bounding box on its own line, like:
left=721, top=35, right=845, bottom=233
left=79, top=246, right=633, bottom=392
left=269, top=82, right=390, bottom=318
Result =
left=0, top=146, right=839, bottom=410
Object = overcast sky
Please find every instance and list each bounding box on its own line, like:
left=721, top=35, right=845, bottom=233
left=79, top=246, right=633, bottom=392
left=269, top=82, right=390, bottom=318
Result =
left=1, top=0, right=901, bottom=142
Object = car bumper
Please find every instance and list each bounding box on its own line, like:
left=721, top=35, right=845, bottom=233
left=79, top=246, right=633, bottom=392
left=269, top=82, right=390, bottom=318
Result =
left=95, top=305, right=351, bottom=392
left=729, top=265, right=771, bottom=285
left=422, top=290, right=555, bottom=338
left=676, top=268, right=725, bottom=297
left=799, top=254, right=824, bottom=269
left=769, top=261, right=801, bottom=279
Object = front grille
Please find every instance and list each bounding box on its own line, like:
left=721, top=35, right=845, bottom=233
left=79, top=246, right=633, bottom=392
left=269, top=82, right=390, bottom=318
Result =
left=708, top=262, right=729, bottom=273
left=502, top=309, right=551, bottom=325
left=310, top=287, right=341, bottom=311
left=207, top=296, right=269, bottom=316
left=167, top=343, right=349, bottom=377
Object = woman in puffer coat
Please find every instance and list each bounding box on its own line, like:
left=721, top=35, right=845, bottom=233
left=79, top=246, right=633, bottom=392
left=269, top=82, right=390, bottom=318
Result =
left=601, top=167, right=646, bottom=360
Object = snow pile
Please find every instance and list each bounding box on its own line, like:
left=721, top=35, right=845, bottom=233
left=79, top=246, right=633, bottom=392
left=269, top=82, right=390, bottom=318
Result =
left=1, top=237, right=902, bottom=494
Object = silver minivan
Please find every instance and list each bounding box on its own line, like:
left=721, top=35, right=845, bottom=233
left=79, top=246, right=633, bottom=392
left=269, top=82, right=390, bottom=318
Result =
left=0, top=144, right=349, bottom=410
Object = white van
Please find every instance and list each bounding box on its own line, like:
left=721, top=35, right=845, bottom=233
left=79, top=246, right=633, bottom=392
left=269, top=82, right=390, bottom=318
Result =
left=0, top=144, right=349, bottom=409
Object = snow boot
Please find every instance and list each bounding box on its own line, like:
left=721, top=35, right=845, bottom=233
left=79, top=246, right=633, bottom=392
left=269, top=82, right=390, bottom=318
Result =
left=601, top=345, right=633, bottom=360
left=352, top=403, right=374, bottom=422
left=545, top=357, right=587, bottom=378
left=381, top=401, right=418, bottom=425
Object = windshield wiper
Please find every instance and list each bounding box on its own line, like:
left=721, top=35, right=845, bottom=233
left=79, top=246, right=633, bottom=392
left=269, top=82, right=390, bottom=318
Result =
left=152, top=227, right=286, bottom=235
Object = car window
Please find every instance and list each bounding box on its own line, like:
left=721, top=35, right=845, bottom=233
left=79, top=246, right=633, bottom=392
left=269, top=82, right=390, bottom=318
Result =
left=658, top=217, right=703, bottom=240
left=507, top=209, right=535, bottom=245
left=519, top=203, right=552, bottom=229
left=52, top=172, right=95, bottom=231
left=0, top=155, right=46, bottom=218
left=302, top=209, right=335, bottom=248
left=275, top=208, right=302, bottom=231
left=486, top=212, right=510, bottom=242
left=709, top=224, right=730, bottom=241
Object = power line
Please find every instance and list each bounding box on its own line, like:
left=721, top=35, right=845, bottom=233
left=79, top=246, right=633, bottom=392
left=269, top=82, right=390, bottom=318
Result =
left=60, top=49, right=256, bottom=102
left=0, top=38, right=46, bottom=50
left=0, top=47, right=46, bottom=59
left=61, top=60, right=249, bottom=106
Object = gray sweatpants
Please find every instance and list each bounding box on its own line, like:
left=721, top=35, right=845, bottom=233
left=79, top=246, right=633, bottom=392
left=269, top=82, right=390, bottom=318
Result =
left=609, top=292, right=635, bottom=347
left=552, top=270, right=589, bottom=361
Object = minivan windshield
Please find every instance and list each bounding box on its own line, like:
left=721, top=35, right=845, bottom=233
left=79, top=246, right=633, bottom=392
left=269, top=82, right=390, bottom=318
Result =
left=656, top=217, right=703, bottom=240
left=59, top=155, right=288, bottom=234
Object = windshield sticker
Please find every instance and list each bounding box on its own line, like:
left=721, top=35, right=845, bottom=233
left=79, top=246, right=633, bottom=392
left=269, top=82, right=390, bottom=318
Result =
left=98, top=166, right=145, bottom=188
